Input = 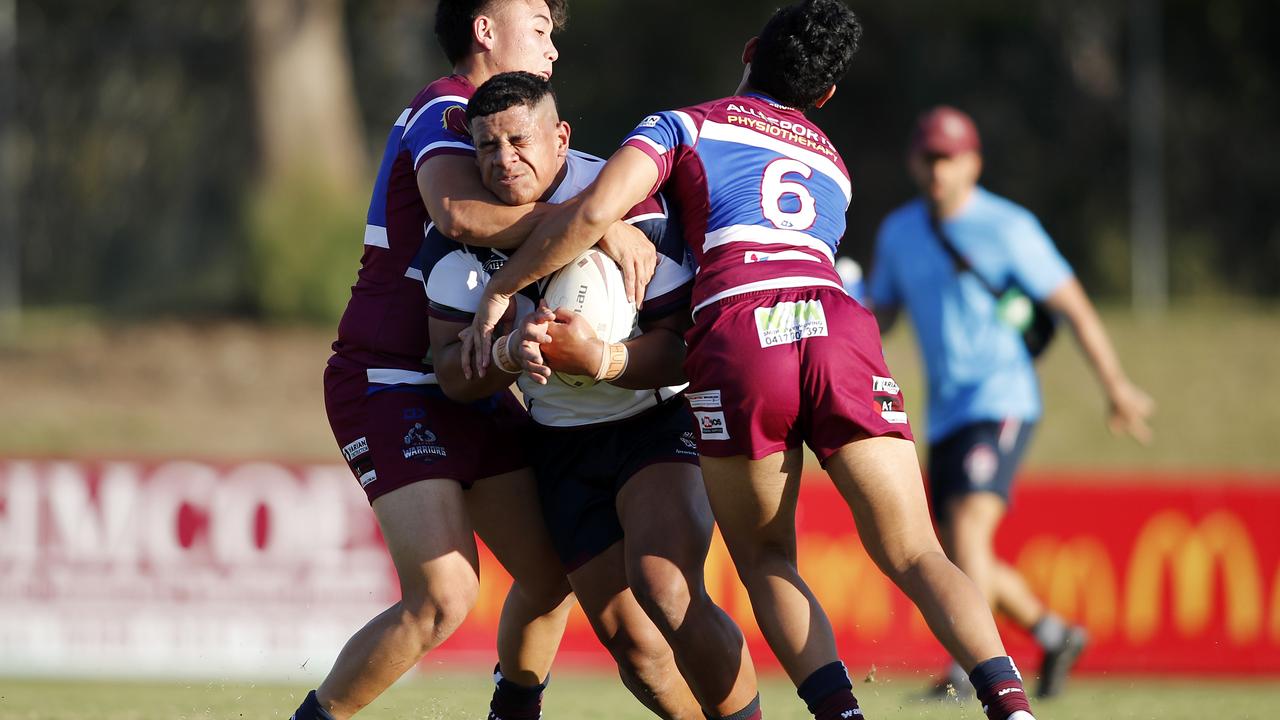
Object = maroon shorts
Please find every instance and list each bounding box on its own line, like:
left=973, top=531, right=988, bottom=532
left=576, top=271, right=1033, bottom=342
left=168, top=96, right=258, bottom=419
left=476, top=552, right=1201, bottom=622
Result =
left=683, top=287, right=913, bottom=463
left=323, top=364, right=530, bottom=503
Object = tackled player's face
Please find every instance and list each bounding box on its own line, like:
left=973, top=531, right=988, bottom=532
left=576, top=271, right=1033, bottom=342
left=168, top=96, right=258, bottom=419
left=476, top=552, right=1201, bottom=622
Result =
left=472, top=99, right=569, bottom=206
left=909, top=150, right=982, bottom=210
left=483, top=0, right=558, bottom=79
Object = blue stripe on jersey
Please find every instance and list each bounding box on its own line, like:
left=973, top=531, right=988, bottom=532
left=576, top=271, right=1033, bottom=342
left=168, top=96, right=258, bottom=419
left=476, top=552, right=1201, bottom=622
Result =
left=365, top=121, right=406, bottom=228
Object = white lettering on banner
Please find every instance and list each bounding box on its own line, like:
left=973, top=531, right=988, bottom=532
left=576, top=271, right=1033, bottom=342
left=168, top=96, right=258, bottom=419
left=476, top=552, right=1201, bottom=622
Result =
left=754, top=300, right=829, bottom=348
left=0, top=459, right=393, bottom=679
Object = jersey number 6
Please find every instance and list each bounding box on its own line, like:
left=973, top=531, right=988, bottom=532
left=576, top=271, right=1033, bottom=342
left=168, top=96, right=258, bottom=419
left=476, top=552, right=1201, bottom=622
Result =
left=761, top=158, right=817, bottom=231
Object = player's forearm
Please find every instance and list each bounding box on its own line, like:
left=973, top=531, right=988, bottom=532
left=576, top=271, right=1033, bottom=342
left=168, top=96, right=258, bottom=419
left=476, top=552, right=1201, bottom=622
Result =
left=485, top=196, right=611, bottom=297
left=418, top=155, right=550, bottom=248
left=435, top=342, right=518, bottom=402
left=435, top=198, right=551, bottom=249
left=610, top=328, right=688, bottom=389
left=1047, top=278, right=1128, bottom=393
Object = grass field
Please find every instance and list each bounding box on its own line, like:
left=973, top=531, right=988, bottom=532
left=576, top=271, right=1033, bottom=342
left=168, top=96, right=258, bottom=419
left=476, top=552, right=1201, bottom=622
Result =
left=1, top=302, right=1278, bottom=471
left=2, top=671, right=1279, bottom=719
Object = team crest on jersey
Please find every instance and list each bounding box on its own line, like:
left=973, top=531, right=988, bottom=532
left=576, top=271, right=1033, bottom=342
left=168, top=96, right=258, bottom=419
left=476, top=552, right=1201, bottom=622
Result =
left=403, top=422, right=447, bottom=461
left=442, top=104, right=471, bottom=137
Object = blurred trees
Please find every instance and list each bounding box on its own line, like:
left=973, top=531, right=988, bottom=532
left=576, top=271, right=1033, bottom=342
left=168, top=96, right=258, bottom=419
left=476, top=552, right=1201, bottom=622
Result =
left=9, top=0, right=1278, bottom=323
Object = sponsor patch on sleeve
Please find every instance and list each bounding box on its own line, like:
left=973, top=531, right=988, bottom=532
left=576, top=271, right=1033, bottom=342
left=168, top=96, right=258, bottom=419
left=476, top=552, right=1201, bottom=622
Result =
left=638, top=114, right=662, bottom=128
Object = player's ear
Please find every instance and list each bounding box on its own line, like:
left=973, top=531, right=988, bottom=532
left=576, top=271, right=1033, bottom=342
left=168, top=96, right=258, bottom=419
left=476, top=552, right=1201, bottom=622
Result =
left=556, top=121, right=571, bottom=157
left=813, top=85, right=837, bottom=109
left=474, top=13, right=497, bottom=52
left=741, top=37, right=759, bottom=65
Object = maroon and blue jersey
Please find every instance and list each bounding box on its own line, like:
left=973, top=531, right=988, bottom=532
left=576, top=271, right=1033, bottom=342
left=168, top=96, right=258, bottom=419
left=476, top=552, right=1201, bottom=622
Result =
left=623, top=93, right=851, bottom=315
left=329, top=75, right=477, bottom=385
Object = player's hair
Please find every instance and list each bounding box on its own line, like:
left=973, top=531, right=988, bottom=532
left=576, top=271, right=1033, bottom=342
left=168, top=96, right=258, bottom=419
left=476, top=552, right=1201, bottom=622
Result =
left=467, top=71, right=558, bottom=122
left=748, top=0, right=863, bottom=109
left=434, top=0, right=569, bottom=65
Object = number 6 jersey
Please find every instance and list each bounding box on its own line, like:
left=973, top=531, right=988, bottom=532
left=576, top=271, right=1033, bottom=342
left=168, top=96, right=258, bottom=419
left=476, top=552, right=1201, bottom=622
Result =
left=623, top=92, right=851, bottom=316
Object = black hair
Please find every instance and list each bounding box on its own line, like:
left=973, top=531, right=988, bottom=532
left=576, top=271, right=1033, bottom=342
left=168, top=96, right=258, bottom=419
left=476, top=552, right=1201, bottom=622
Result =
left=748, top=0, right=863, bottom=109
left=467, top=71, right=558, bottom=122
left=434, top=0, right=569, bottom=65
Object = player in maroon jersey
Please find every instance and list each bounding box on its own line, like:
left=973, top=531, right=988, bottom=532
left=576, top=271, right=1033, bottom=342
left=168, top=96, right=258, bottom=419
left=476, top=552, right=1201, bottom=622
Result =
left=465, top=2, right=1039, bottom=719
left=293, top=2, right=657, bottom=720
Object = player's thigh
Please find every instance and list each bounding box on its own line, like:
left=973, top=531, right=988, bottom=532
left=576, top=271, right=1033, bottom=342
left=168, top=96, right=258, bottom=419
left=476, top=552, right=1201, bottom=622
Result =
left=616, top=461, right=713, bottom=582
left=824, top=436, right=943, bottom=572
left=371, top=479, right=480, bottom=604
left=699, top=449, right=805, bottom=564
left=467, top=467, right=571, bottom=603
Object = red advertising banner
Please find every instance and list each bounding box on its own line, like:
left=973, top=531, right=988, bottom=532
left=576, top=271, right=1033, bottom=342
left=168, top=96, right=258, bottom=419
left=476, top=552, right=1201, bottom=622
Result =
left=1, top=460, right=1277, bottom=679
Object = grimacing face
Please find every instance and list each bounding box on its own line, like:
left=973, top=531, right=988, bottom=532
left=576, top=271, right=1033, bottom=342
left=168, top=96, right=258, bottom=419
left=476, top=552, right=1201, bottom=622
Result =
left=909, top=150, right=983, bottom=211
left=484, top=0, right=558, bottom=79
left=471, top=98, right=570, bottom=206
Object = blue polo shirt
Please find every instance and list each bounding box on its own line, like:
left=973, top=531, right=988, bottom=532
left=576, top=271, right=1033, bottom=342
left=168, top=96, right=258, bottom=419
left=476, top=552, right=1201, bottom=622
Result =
left=868, top=187, right=1073, bottom=443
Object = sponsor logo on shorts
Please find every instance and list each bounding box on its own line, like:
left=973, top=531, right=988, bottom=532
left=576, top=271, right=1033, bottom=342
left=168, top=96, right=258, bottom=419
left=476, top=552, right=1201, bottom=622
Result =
left=403, top=423, right=447, bottom=461
left=686, top=390, right=722, bottom=408
left=754, top=300, right=828, bottom=348
left=638, top=114, right=662, bottom=128
left=358, top=469, right=377, bottom=487
left=694, top=411, right=730, bottom=440
left=964, top=444, right=999, bottom=487
left=873, top=392, right=909, bottom=425
left=341, top=437, right=369, bottom=462
left=676, top=431, right=699, bottom=455
left=872, top=375, right=900, bottom=395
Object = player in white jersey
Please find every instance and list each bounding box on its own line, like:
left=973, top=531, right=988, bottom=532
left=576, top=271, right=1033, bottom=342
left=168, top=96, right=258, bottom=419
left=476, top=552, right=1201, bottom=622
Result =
left=427, top=71, right=762, bottom=720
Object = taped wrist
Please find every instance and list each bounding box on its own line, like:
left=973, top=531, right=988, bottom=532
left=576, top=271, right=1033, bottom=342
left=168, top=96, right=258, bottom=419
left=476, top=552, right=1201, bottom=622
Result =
left=491, top=333, right=521, bottom=374
left=594, top=342, right=629, bottom=382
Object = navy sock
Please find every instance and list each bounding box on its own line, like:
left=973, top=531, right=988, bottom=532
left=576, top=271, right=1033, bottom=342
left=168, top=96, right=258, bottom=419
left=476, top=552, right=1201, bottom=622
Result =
left=705, top=693, right=763, bottom=720
left=290, top=690, right=336, bottom=720
left=968, top=656, right=1033, bottom=720
left=796, top=661, right=862, bottom=719
left=488, top=663, right=548, bottom=720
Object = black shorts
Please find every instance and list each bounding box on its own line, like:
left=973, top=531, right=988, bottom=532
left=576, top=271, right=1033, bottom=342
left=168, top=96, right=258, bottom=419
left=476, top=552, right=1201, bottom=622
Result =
left=530, top=398, right=701, bottom=571
left=927, top=418, right=1035, bottom=515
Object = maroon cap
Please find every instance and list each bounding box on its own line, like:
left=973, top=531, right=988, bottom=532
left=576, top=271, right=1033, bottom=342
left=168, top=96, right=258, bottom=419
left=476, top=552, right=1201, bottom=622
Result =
left=910, top=106, right=981, bottom=156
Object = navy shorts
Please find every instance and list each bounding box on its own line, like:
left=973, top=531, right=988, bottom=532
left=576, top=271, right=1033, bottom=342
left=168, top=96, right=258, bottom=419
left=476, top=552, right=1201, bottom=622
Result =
left=530, top=398, right=701, bottom=571
left=324, top=364, right=530, bottom=503
left=927, top=418, right=1036, bottom=515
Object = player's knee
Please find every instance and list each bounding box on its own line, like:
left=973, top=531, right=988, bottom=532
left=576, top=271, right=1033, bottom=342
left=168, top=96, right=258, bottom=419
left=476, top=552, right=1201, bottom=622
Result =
left=510, top=573, right=572, bottom=615
left=629, top=561, right=695, bottom=628
left=400, top=575, right=479, bottom=648
left=729, top=537, right=796, bottom=579
left=606, top=625, right=674, bottom=683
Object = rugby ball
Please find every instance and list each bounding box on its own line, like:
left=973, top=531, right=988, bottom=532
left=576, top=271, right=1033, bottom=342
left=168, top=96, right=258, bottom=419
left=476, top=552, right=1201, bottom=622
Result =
left=542, top=247, right=638, bottom=388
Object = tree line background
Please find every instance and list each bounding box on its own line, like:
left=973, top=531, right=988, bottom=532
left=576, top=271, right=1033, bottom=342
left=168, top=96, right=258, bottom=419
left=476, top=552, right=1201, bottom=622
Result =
left=8, top=0, right=1278, bottom=322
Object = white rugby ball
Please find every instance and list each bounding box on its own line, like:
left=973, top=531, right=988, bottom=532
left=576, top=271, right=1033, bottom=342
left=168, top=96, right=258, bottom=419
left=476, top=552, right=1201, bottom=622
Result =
left=542, top=247, right=638, bottom=388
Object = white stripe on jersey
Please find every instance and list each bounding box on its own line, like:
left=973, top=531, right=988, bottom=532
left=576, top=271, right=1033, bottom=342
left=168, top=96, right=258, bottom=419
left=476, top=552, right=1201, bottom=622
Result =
left=699, top=120, right=852, bottom=204
left=364, top=224, right=390, bottom=248
left=692, top=276, right=844, bottom=316
left=404, top=266, right=424, bottom=283
left=393, top=108, right=412, bottom=128
left=367, top=368, right=437, bottom=385
left=672, top=110, right=701, bottom=144
left=403, top=94, right=469, bottom=134
left=703, top=224, right=836, bottom=263
left=629, top=135, right=668, bottom=156
left=414, top=140, right=474, bottom=168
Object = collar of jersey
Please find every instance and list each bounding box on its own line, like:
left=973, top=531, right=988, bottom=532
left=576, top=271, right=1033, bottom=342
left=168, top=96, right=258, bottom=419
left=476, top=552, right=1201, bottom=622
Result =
left=742, top=91, right=796, bottom=111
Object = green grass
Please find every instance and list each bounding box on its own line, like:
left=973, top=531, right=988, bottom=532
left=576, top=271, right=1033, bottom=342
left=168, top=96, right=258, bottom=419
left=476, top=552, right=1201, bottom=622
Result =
left=1, top=672, right=1278, bottom=719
